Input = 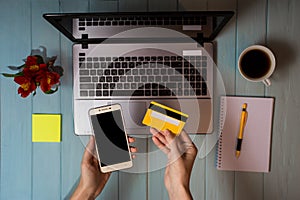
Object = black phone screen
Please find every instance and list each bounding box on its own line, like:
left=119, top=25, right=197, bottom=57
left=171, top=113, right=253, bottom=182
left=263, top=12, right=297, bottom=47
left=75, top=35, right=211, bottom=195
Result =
left=91, top=109, right=131, bottom=167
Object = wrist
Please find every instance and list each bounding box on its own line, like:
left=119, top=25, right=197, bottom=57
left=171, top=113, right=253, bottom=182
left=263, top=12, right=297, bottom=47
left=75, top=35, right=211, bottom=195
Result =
left=70, top=182, right=95, bottom=200
left=167, top=184, right=192, bottom=200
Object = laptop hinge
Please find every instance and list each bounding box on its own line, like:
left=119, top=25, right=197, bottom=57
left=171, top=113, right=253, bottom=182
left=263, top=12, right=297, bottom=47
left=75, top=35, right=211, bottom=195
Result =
left=195, top=33, right=204, bottom=46
left=81, top=43, right=88, bottom=49
left=81, top=34, right=89, bottom=49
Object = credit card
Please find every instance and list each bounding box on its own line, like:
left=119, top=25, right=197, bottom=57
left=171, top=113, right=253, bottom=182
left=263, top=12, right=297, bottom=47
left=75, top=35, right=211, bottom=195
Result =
left=142, top=101, right=189, bottom=135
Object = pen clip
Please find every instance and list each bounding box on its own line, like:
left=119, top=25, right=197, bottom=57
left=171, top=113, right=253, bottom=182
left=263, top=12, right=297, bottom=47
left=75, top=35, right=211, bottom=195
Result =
left=243, top=111, right=248, bottom=127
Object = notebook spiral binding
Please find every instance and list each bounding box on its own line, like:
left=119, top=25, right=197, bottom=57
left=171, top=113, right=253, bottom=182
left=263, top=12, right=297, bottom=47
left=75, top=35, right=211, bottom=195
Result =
left=216, top=96, right=225, bottom=169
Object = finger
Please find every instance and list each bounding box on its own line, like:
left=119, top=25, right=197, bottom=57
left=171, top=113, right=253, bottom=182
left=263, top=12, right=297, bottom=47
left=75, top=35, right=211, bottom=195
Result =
left=128, top=136, right=135, bottom=143
left=152, top=136, right=170, bottom=154
left=130, top=146, right=137, bottom=153
left=178, top=129, right=193, bottom=144
left=82, top=136, right=95, bottom=163
left=150, top=128, right=167, bottom=145
left=161, top=129, right=177, bottom=149
left=161, top=129, right=176, bottom=143
left=132, top=154, right=136, bottom=159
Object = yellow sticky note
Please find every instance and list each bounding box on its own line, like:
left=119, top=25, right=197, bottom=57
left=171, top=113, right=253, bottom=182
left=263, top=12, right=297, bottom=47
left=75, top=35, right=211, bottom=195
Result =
left=32, top=114, right=61, bottom=142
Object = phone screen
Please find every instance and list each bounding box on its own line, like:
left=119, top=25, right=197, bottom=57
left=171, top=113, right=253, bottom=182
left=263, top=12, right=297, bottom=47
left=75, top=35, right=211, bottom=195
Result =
left=91, top=109, right=131, bottom=167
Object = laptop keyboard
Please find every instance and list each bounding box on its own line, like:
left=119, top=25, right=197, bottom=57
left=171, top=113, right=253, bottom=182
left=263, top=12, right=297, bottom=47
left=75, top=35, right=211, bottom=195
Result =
left=78, top=54, right=208, bottom=98
left=77, top=16, right=207, bottom=30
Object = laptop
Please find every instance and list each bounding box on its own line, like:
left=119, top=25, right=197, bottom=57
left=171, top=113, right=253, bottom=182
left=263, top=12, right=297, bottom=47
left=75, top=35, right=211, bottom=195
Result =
left=43, top=11, right=234, bottom=135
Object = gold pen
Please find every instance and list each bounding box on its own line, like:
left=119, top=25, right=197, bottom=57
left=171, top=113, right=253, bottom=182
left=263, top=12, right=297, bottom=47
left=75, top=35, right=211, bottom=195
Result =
left=236, top=103, right=248, bottom=158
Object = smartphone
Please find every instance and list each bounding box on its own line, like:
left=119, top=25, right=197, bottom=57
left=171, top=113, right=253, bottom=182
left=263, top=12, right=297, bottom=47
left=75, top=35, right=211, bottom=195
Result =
left=89, top=104, right=133, bottom=173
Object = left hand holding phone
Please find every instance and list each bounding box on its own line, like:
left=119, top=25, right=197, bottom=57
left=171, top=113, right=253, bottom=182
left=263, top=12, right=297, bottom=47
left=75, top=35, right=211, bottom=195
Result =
left=71, top=136, right=136, bottom=200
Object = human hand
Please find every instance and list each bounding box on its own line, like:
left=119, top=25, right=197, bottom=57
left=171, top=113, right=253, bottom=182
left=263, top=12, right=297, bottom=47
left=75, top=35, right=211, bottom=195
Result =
left=71, top=136, right=136, bottom=200
left=150, top=128, right=197, bottom=200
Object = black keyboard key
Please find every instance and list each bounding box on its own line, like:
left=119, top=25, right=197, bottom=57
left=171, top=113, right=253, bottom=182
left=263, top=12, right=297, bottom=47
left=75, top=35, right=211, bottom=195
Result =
left=103, top=90, right=109, bottom=96
left=104, top=69, right=110, bottom=75
left=96, top=83, right=102, bottom=89
left=118, top=69, right=125, bottom=75
left=115, top=62, right=121, bottom=68
left=99, top=76, right=105, bottom=82
left=113, top=76, right=119, bottom=82
left=159, top=89, right=171, bottom=96
left=133, top=90, right=145, bottom=96
left=103, top=83, right=109, bottom=89
left=122, top=62, right=128, bottom=68
left=106, top=76, right=112, bottom=82
left=144, top=90, right=151, bottom=96
left=110, top=83, right=116, bottom=89
left=129, top=62, right=135, bottom=68
left=202, top=83, right=207, bottom=95
left=111, top=69, right=117, bottom=75
left=152, top=90, right=158, bottom=96
left=96, top=90, right=102, bottom=96
left=111, top=90, right=144, bottom=96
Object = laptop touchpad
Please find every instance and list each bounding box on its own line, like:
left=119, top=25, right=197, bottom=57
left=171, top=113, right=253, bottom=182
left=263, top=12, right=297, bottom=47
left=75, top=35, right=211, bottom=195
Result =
left=108, top=101, right=146, bottom=129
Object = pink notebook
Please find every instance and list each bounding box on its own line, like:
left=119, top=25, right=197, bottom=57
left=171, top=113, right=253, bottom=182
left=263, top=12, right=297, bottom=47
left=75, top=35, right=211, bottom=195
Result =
left=216, top=96, right=274, bottom=172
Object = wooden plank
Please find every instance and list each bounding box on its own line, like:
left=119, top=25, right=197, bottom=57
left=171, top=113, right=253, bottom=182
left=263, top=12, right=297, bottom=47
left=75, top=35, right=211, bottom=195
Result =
left=204, top=0, right=237, bottom=200
left=119, top=0, right=148, bottom=12
left=235, top=0, right=266, bottom=95
left=264, top=0, right=300, bottom=199
left=30, top=1, right=61, bottom=199
left=58, top=0, right=90, bottom=199
left=189, top=136, right=206, bottom=200
left=178, top=0, right=208, bottom=11
left=234, top=1, right=267, bottom=200
left=0, top=0, right=32, bottom=199
left=90, top=0, right=119, bottom=12
left=148, top=137, right=169, bottom=200
left=119, top=136, right=148, bottom=200
left=148, top=0, right=177, bottom=11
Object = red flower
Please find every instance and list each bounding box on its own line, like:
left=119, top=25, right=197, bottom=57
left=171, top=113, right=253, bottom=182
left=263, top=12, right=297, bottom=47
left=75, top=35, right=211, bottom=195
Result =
left=36, top=71, right=60, bottom=93
left=14, top=75, right=37, bottom=98
left=23, top=63, right=47, bottom=77
left=25, top=56, right=37, bottom=66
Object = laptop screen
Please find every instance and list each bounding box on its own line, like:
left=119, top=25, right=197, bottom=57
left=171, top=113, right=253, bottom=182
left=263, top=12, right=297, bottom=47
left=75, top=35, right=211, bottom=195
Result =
left=43, top=11, right=234, bottom=43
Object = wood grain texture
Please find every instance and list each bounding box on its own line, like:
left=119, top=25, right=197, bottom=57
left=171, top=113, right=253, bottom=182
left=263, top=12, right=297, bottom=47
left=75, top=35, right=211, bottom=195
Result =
left=205, top=0, right=237, bottom=200
left=1, top=0, right=300, bottom=199
left=148, top=0, right=178, bottom=11
left=31, top=0, right=62, bottom=199
left=264, top=0, right=300, bottom=199
left=119, top=0, right=148, bottom=12
left=59, top=0, right=89, bottom=199
left=234, top=1, right=267, bottom=200
left=178, top=0, right=208, bottom=11
left=0, top=0, right=32, bottom=199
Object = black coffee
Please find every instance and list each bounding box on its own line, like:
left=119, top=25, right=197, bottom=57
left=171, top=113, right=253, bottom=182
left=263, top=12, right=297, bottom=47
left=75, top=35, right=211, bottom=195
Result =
left=240, top=49, right=271, bottom=79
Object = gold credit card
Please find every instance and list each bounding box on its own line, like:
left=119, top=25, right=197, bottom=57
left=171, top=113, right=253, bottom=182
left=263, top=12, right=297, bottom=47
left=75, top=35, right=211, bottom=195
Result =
left=142, top=101, right=189, bottom=135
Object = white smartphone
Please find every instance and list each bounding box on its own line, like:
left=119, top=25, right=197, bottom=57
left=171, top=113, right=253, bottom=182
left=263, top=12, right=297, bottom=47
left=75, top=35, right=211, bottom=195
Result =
left=88, top=104, right=133, bottom=173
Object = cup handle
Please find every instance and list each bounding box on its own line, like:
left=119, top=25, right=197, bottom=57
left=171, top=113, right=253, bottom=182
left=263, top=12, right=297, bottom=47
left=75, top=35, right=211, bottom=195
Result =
left=263, top=78, right=271, bottom=87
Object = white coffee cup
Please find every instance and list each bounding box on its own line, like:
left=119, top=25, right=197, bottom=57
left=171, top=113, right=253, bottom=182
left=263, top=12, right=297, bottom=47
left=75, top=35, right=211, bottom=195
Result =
left=238, top=45, right=276, bottom=86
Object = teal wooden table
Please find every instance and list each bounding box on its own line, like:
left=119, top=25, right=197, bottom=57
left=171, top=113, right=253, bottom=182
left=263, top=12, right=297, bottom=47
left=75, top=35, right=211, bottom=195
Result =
left=1, top=0, right=300, bottom=199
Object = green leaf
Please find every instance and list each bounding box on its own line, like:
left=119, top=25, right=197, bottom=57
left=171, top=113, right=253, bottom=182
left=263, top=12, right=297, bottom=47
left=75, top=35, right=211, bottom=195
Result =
left=2, top=71, right=23, bottom=77
left=8, top=64, right=26, bottom=71
left=44, top=86, right=58, bottom=94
